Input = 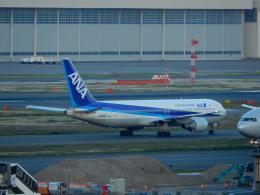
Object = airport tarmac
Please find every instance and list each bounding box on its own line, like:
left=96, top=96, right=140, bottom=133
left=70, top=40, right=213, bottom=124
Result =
left=1, top=59, right=260, bottom=74
left=0, top=127, right=254, bottom=175
left=0, top=149, right=254, bottom=175
left=0, top=129, right=244, bottom=146
left=1, top=90, right=260, bottom=109
left=1, top=59, right=260, bottom=192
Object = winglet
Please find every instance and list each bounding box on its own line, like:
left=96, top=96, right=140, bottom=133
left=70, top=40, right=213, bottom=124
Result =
left=62, top=59, right=96, bottom=107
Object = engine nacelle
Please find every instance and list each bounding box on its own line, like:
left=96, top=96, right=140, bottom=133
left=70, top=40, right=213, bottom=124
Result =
left=182, top=117, right=208, bottom=132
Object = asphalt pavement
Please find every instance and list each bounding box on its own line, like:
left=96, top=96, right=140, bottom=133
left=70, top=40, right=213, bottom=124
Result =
left=1, top=59, right=260, bottom=75
left=0, top=149, right=254, bottom=175
left=1, top=90, right=260, bottom=109
left=0, top=129, right=243, bottom=146
left=0, top=129, right=253, bottom=175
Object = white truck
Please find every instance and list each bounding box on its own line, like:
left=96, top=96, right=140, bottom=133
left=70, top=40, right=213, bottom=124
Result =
left=21, top=56, right=57, bottom=64
left=0, top=162, right=41, bottom=195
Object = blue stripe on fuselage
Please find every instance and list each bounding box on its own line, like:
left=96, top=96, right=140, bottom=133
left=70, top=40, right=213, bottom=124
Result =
left=76, top=101, right=220, bottom=118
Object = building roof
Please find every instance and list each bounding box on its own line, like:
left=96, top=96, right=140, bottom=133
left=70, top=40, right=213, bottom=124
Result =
left=0, top=0, right=253, bottom=10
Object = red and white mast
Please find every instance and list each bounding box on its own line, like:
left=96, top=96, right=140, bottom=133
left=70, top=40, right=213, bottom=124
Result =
left=190, top=39, right=199, bottom=83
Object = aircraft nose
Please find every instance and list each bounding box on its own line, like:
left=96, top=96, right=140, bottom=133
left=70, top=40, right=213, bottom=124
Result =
left=237, top=121, right=249, bottom=135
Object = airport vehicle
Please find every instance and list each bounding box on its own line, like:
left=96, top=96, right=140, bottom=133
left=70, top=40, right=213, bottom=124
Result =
left=237, top=104, right=260, bottom=144
left=0, top=162, right=40, bottom=195
left=26, top=59, right=226, bottom=137
left=21, top=56, right=57, bottom=64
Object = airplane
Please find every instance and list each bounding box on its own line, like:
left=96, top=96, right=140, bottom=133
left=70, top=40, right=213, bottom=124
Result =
left=26, top=59, right=226, bottom=137
left=237, top=104, right=260, bottom=144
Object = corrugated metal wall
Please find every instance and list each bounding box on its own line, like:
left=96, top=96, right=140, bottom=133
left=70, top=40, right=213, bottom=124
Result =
left=244, top=8, right=258, bottom=58
left=0, top=8, right=244, bottom=62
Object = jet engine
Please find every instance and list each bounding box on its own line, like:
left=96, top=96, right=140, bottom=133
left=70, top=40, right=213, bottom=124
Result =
left=182, top=117, right=208, bottom=132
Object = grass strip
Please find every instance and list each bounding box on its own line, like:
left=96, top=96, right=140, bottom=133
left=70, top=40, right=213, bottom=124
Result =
left=0, top=138, right=252, bottom=157
left=0, top=71, right=259, bottom=79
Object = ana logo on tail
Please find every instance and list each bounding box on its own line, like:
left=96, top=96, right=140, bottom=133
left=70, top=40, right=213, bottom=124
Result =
left=68, top=72, right=87, bottom=99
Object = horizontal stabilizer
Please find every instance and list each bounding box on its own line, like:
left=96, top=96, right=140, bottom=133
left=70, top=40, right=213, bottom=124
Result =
left=26, top=105, right=66, bottom=112
left=73, top=108, right=103, bottom=114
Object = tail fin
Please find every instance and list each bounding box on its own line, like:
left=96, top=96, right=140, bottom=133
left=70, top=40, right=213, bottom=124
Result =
left=62, top=58, right=96, bottom=107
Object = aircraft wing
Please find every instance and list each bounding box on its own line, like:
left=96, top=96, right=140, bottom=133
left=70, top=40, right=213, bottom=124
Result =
left=26, top=105, right=66, bottom=112
left=241, top=104, right=258, bottom=110
left=158, top=111, right=222, bottom=123
left=138, top=111, right=222, bottom=126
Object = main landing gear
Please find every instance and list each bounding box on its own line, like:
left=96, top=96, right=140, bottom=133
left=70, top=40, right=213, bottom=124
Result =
left=120, top=128, right=133, bottom=136
left=157, top=122, right=171, bottom=137
left=209, top=124, right=216, bottom=135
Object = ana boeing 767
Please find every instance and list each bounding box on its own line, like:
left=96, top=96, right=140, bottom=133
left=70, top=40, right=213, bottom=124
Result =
left=26, top=59, right=226, bottom=137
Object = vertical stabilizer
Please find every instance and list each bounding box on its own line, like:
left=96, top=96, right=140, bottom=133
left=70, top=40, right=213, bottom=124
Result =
left=62, top=59, right=96, bottom=107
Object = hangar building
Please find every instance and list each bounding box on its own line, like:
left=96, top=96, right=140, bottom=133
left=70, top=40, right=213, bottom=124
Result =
left=0, top=0, right=259, bottom=62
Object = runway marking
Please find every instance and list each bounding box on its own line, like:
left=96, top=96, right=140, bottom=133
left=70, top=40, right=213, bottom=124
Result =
left=0, top=100, right=24, bottom=103
left=236, top=90, right=260, bottom=93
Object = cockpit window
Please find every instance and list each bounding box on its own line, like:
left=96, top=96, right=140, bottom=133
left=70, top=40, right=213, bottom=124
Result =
left=240, top=117, right=257, bottom=122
